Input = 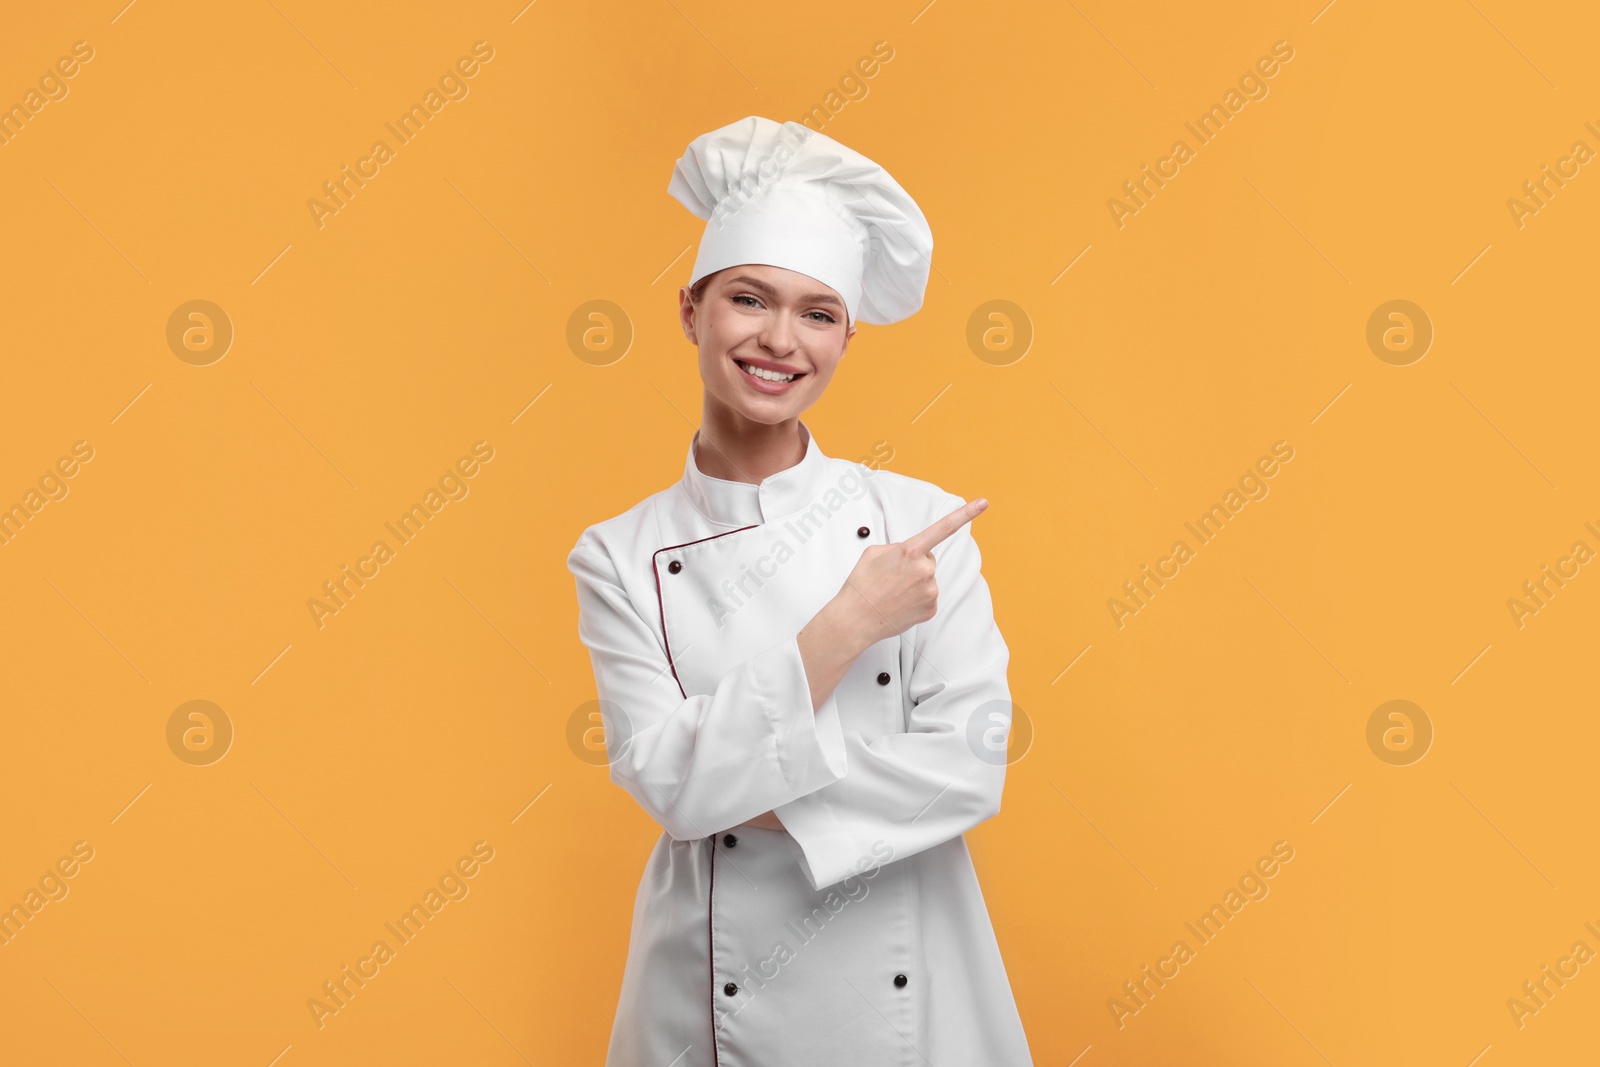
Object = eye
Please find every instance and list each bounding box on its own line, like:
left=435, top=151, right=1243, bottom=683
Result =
left=732, top=294, right=762, bottom=308
left=806, top=310, right=837, bottom=324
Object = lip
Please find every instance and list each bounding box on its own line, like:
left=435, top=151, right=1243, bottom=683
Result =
left=736, top=355, right=804, bottom=375
left=733, top=357, right=806, bottom=396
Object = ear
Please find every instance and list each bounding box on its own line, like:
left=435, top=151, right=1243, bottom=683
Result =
left=839, top=321, right=857, bottom=358
left=679, top=286, right=699, bottom=346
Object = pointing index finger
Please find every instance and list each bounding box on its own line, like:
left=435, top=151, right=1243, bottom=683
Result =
left=904, top=498, right=988, bottom=555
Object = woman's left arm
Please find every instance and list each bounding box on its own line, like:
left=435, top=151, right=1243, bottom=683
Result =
left=772, top=493, right=1012, bottom=891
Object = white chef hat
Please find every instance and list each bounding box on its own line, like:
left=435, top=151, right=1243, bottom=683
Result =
left=667, top=115, right=934, bottom=326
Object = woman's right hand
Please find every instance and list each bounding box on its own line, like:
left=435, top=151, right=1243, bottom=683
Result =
left=832, top=498, right=989, bottom=648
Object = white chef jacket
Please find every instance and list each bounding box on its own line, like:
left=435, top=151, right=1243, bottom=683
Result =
left=567, top=420, right=1033, bottom=1066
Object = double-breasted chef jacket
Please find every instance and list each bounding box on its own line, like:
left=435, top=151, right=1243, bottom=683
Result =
left=567, top=420, right=1033, bottom=1066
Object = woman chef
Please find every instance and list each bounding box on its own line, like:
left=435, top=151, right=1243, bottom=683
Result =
left=567, top=115, right=1034, bottom=1066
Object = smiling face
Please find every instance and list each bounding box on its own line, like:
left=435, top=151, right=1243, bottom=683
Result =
left=680, top=263, right=857, bottom=430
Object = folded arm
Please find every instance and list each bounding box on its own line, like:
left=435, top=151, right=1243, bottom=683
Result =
left=567, top=531, right=858, bottom=840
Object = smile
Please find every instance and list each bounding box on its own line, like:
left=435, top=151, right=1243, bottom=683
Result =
left=736, top=359, right=802, bottom=382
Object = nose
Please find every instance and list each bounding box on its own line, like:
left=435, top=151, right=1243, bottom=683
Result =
left=758, top=310, right=797, bottom=356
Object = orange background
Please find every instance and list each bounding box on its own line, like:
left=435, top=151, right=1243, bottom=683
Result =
left=2, top=1, right=1598, bottom=1064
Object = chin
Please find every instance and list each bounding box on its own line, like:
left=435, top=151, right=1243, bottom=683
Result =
left=731, top=399, right=803, bottom=424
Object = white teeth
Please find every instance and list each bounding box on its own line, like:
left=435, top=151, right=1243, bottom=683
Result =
left=738, top=360, right=796, bottom=383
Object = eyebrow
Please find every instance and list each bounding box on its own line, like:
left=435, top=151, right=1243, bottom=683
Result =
left=724, top=274, right=844, bottom=310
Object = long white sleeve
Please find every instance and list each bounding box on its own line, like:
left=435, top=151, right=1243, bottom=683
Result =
left=774, top=495, right=1011, bottom=891
left=568, top=530, right=849, bottom=841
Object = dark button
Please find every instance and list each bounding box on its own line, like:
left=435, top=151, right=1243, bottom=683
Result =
left=667, top=560, right=682, bottom=574
left=857, top=526, right=870, bottom=538
left=877, top=672, right=891, bottom=685
left=894, top=973, right=908, bottom=988
left=722, top=833, right=737, bottom=848
left=724, top=982, right=738, bottom=996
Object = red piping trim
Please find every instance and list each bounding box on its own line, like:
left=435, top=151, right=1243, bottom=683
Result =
left=651, top=526, right=757, bottom=700
left=650, top=524, right=755, bottom=1066
left=709, top=835, right=720, bottom=1066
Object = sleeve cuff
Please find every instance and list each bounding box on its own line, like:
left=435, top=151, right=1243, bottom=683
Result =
left=757, top=633, right=848, bottom=796
left=773, top=727, right=882, bottom=891
left=774, top=767, right=871, bottom=891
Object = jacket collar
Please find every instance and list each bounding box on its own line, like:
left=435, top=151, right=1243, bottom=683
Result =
left=682, top=421, right=829, bottom=527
